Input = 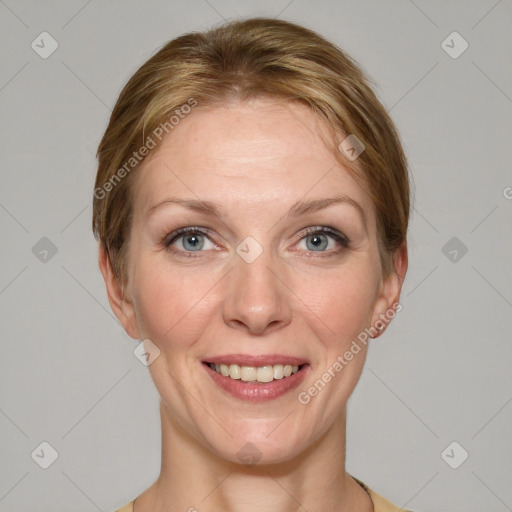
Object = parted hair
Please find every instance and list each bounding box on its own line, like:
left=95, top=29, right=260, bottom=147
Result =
left=92, top=17, right=411, bottom=283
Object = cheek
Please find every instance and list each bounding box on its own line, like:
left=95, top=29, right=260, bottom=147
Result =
left=132, top=263, right=217, bottom=346
left=295, top=262, right=379, bottom=343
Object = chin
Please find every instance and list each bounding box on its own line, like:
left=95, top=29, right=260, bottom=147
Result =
left=202, top=423, right=308, bottom=467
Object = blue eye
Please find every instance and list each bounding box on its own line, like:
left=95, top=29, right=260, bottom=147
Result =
left=297, top=227, right=350, bottom=253
left=165, top=228, right=215, bottom=253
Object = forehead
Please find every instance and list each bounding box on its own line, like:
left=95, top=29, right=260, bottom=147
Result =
left=133, top=98, right=374, bottom=219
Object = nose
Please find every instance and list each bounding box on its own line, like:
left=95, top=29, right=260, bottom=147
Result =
left=222, top=245, right=292, bottom=335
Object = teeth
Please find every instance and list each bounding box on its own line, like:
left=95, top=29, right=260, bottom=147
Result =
left=257, top=366, right=274, bottom=383
left=241, top=366, right=257, bottom=382
left=273, top=365, right=284, bottom=379
left=209, top=363, right=301, bottom=382
left=229, top=364, right=241, bottom=380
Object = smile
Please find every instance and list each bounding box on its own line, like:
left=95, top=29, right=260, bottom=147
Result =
left=207, top=363, right=302, bottom=382
left=202, top=358, right=309, bottom=402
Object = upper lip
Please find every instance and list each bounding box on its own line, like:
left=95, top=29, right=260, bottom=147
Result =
left=203, top=354, right=308, bottom=366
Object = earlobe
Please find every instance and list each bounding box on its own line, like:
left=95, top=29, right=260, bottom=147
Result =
left=98, top=243, right=140, bottom=339
left=370, top=242, right=408, bottom=339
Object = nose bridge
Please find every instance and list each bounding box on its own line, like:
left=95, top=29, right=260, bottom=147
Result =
left=223, top=236, right=291, bottom=334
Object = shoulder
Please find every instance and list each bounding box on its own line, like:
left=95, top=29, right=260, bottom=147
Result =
left=352, top=476, right=419, bottom=512
left=113, top=500, right=135, bottom=512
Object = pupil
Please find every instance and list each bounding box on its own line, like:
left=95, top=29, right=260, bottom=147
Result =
left=308, top=234, right=327, bottom=251
left=185, top=234, right=202, bottom=250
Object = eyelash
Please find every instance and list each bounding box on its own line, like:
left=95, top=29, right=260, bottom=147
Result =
left=163, top=226, right=350, bottom=258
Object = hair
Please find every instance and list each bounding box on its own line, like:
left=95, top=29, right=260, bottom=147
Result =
left=92, top=17, right=411, bottom=283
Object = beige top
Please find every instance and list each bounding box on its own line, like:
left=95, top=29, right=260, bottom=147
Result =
left=114, top=477, right=413, bottom=512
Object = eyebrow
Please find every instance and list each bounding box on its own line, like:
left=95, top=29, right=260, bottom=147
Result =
left=145, top=194, right=367, bottom=230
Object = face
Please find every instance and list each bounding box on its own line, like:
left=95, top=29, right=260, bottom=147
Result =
left=103, top=98, right=404, bottom=464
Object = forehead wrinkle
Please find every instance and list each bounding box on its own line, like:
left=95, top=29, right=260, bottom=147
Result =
left=144, top=194, right=368, bottom=234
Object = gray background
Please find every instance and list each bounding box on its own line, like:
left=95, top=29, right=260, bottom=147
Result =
left=1, top=0, right=511, bottom=511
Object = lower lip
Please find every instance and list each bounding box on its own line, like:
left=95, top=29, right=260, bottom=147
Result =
left=203, top=363, right=309, bottom=402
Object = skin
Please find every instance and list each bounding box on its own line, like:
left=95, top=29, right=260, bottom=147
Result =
left=99, top=98, right=407, bottom=512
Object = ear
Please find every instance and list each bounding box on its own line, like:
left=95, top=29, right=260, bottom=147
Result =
left=369, top=242, right=408, bottom=339
left=98, top=242, right=140, bottom=339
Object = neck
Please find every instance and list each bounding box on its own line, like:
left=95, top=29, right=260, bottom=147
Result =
left=134, top=400, right=373, bottom=512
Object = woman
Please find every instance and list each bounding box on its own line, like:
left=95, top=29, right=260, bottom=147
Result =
left=93, top=17, right=413, bottom=512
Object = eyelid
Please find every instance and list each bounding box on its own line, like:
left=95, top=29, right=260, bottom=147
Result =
left=296, top=226, right=350, bottom=246
left=164, top=226, right=215, bottom=246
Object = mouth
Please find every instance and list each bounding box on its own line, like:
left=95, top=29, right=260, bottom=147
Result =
left=201, top=356, right=309, bottom=402
left=205, top=362, right=304, bottom=382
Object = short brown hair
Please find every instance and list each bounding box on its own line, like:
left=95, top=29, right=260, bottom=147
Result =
left=92, top=17, right=411, bottom=283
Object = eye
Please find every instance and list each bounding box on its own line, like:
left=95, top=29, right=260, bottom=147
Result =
left=163, top=225, right=350, bottom=258
left=164, top=227, right=216, bottom=255
left=296, top=226, right=350, bottom=254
